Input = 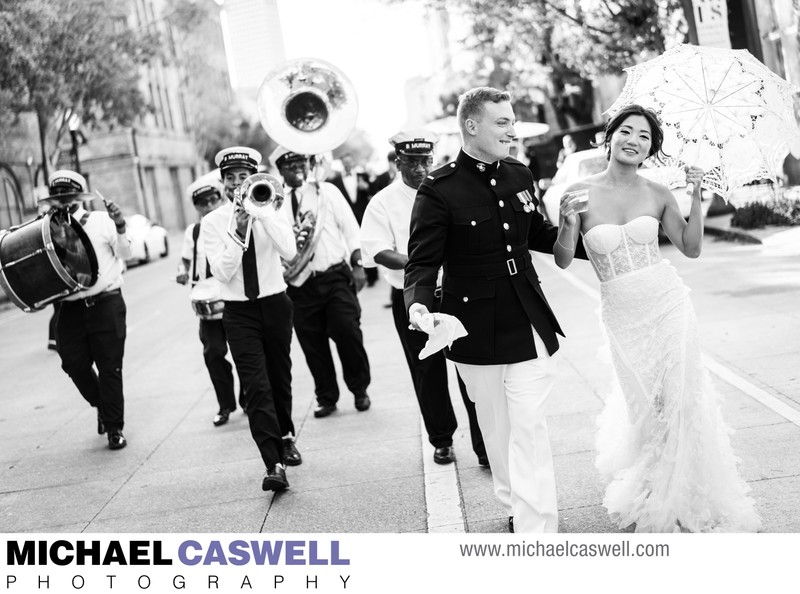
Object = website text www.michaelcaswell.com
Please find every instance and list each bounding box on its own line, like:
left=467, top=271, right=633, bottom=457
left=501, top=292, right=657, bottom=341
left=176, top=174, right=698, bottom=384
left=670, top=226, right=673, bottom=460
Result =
left=460, top=540, right=669, bottom=558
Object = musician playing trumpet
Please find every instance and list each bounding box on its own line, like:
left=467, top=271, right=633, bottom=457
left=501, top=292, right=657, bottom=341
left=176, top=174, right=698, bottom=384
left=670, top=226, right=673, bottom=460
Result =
left=271, top=147, right=372, bottom=419
left=200, top=146, right=301, bottom=492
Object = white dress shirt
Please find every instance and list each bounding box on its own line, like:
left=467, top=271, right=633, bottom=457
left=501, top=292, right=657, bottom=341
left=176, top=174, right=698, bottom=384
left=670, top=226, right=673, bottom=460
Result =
left=342, top=172, right=358, bottom=203
left=359, top=179, right=417, bottom=289
left=281, top=181, right=361, bottom=286
left=180, top=223, right=209, bottom=284
left=200, top=201, right=297, bottom=301
left=64, top=207, right=131, bottom=300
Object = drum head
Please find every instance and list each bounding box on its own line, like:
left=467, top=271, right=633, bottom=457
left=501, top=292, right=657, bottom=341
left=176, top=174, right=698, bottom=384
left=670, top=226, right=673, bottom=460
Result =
left=190, top=277, right=222, bottom=302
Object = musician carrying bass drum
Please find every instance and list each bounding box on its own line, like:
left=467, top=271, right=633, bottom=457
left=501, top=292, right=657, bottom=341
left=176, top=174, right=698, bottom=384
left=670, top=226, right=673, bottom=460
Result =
left=48, top=170, right=132, bottom=450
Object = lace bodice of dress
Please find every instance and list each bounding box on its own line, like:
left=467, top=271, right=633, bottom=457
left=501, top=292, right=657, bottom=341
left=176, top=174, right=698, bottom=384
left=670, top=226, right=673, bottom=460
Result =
left=583, top=215, right=661, bottom=282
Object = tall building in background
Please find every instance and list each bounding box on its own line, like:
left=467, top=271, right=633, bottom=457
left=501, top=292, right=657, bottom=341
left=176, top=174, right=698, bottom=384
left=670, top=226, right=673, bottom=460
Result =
left=71, top=0, right=233, bottom=231
left=220, top=0, right=287, bottom=117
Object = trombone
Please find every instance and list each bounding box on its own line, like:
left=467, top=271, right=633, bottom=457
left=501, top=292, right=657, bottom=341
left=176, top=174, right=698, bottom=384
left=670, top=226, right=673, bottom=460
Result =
left=227, top=173, right=285, bottom=250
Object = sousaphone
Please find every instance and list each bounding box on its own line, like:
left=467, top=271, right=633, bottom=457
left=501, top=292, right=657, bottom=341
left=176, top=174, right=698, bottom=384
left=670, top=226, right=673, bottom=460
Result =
left=256, top=58, right=358, bottom=282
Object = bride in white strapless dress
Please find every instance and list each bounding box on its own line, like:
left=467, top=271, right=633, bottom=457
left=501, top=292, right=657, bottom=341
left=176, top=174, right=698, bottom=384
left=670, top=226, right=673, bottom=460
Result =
left=553, top=105, right=761, bottom=533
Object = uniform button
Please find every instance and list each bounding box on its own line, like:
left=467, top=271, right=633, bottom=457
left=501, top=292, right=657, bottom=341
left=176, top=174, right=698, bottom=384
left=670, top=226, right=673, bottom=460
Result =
left=506, top=245, right=512, bottom=252
left=499, top=200, right=504, bottom=207
left=503, top=223, right=509, bottom=230
left=450, top=163, right=456, bottom=168
left=463, top=296, right=469, bottom=302
left=490, top=179, right=497, bottom=186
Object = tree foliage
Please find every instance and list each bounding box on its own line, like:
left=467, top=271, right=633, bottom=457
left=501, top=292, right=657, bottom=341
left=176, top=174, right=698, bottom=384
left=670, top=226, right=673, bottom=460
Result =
left=0, top=0, right=161, bottom=175
left=415, top=0, right=688, bottom=128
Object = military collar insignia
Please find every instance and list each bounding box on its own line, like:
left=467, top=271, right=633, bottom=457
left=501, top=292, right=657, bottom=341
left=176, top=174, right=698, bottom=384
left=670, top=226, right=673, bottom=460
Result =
left=516, top=189, right=536, bottom=213
left=476, top=162, right=486, bottom=172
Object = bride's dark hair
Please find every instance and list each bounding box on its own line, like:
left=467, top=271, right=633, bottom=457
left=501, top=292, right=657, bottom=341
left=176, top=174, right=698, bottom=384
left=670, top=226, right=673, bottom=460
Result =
left=595, top=104, right=668, bottom=164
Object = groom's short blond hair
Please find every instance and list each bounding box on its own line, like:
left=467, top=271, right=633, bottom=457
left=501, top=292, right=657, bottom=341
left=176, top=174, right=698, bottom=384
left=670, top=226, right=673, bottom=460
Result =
left=457, top=87, right=511, bottom=136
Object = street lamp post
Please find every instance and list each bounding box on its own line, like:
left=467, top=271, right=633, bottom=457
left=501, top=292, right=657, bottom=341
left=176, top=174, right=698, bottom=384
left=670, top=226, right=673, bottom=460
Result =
left=68, top=114, right=82, bottom=175
left=25, top=155, right=35, bottom=207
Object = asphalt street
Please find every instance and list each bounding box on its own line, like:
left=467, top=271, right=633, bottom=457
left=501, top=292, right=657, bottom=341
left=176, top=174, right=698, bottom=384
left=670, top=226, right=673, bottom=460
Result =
left=0, top=228, right=798, bottom=533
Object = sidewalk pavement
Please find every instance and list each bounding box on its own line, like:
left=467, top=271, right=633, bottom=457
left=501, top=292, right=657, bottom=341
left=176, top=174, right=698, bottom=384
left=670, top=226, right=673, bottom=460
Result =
left=704, top=213, right=800, bottom=254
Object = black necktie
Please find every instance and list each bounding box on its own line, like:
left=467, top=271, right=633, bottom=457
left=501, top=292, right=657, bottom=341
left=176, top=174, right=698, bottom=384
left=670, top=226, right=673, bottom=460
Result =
left=291, top=189, right=299, bottom=220
left=242, top=232, right=259, bottom=301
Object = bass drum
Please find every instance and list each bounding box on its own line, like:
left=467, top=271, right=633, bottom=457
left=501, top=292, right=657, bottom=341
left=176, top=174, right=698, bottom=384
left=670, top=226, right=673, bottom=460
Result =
left=190, top=277, right=224, bottom=321
left=0, top=212, right=98, bottom=312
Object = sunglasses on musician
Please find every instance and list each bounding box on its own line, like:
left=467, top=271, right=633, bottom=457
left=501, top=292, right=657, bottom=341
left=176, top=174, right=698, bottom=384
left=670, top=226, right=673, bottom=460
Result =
left=193, top=194, right=222, bottom=207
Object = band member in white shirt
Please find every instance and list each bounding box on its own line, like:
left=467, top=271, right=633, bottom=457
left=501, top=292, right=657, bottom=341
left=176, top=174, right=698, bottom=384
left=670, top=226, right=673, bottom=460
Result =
left=200, top=147, right=301, bottom=491
left=48, top=169, right=132, bottom=450
left=271, top=147, right=371, bottom=419
left=177, top=178, right=246, bottom=427
left=360, top=130, right=487, bottom=466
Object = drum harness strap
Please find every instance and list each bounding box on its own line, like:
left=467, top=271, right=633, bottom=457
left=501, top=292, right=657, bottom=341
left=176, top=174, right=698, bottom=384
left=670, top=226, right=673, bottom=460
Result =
left=77, top=211, right=118, bottom=307
left=191, top=223, right=211, bottom=288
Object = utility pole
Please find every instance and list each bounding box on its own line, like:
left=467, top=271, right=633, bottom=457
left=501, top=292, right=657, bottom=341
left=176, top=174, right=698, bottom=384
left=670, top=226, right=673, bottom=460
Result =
left=680, top=0, right=700, bottom=45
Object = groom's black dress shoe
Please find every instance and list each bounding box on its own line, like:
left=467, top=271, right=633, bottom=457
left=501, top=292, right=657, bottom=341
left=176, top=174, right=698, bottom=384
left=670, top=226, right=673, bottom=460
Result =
left=433, top=446, right=455, bottom=464
left=508, top=516, right=514, bottom=533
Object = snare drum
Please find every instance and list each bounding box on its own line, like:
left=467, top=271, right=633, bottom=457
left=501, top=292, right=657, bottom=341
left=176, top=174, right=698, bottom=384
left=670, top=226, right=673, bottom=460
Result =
left=190, top=277, right=224, bottom=321
left=0, top=212, right=98, bottom=312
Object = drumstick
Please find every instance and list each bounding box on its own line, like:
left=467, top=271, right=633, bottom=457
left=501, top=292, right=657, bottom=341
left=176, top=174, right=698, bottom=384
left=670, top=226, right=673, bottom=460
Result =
left=95, top=190, right=110, bottom=207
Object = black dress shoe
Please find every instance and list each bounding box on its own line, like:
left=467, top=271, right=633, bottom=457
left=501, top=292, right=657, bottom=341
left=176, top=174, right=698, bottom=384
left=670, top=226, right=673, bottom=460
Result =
left=213, top=409, right=231, bottom=426
left=262, top=464, right=289, bottom=491
left=313, top=404, right=337, bottom=418
left=433, top=446, right=455, bottom=464
left=354, top=394, right=371, bottom=411
left=282, top=438, right=302, bottom=466
left=477, top=454, right=490, bottom=467
left=97, top=412, right=106, bottom=435
left=508, top=516, right=514, bottom=533
left=108, top=429, right=127, bottom=450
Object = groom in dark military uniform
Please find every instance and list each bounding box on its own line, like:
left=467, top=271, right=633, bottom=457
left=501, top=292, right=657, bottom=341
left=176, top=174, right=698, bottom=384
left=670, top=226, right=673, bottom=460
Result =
left=404, top=87, right=586, bottom=533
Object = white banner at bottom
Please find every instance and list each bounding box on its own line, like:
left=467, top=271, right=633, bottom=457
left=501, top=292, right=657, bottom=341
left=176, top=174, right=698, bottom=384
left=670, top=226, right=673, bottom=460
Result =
left=1, top=533, right=794, bottom=592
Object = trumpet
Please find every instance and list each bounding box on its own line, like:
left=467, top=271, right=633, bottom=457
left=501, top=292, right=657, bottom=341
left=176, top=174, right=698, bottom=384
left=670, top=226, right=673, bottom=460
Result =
left=227, top=173, right=285, bottom=250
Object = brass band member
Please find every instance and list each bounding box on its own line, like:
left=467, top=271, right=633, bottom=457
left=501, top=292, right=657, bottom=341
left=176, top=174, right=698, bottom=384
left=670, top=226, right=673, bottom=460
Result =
left=271, top=147, right=371, bottom=418
left=49, top=169, right=132, bottom=450
left=200, top=147, right=301, bottom=492
left=360, top=129, right=487, bottom=466
left=177, top=178, right=245, bottom=426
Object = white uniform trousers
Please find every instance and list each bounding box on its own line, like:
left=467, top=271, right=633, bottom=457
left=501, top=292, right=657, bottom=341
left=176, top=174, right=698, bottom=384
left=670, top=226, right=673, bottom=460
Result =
left=455, top=328, right=559, bottom=533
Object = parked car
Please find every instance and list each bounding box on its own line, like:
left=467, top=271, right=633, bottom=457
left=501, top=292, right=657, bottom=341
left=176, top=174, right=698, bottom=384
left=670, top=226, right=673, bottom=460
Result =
left=540, top=149, right=711, bottom=224
left=125, top=214, right=169, bottom=266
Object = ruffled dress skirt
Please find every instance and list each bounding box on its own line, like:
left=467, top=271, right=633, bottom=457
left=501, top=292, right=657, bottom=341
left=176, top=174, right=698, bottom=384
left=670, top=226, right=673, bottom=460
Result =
left=595, top=262, right=761, bottom=533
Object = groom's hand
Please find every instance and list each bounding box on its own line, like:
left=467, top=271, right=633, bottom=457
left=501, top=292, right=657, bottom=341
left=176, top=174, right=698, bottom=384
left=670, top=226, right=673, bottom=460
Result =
left=408, top=303, right=430, bottom=331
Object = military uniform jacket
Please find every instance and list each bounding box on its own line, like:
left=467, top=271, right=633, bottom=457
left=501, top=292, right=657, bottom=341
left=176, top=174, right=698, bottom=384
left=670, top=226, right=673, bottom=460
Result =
left=404, top=149, right=585, bottom=365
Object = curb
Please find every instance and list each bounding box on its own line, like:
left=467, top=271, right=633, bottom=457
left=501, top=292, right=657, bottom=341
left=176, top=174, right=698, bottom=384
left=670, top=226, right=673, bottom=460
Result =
left=704, top=224, right=763, bottom=245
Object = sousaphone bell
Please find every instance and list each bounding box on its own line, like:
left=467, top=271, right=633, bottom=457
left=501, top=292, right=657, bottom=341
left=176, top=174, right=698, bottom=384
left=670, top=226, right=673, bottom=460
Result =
left=256, top=58, right=358, bottom=281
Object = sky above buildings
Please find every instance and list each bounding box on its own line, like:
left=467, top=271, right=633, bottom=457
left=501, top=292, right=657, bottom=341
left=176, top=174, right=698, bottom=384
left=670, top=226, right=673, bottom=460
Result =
left=275, top=0, right=438, bottom=158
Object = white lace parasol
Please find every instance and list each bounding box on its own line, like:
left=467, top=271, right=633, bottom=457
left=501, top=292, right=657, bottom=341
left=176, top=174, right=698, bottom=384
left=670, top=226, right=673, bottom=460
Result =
left=607, top=44, right=800, bottom=200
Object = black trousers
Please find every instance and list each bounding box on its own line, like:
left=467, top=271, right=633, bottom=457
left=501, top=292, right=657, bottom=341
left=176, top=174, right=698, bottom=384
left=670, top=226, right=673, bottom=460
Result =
left=287, top=263, right=371, bottom=406
left=198, top=318, right=236, bottom=412
left=391, top=288, right=486, bottom=455
left=223, top=293, right=294, bottom=469
left=56, top=292, right=126, bottom=431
